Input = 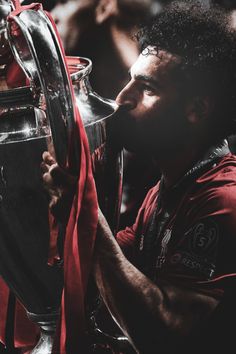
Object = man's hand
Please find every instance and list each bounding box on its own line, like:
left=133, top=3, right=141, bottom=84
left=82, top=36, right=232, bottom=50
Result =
left=41, top=151, right=77, bottom=223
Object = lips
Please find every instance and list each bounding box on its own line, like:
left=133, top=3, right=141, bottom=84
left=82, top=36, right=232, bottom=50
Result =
left=108, top=107, right=136, bottom=150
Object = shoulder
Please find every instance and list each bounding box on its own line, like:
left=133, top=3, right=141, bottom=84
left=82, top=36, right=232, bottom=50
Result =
left=196, top=154, right=236, bottom=190
left=188, top=154, right=236, bottom=213
left=174, top=155, right=236, bottom=243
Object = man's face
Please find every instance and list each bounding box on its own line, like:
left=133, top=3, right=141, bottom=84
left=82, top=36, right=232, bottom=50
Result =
left=115, top=47, right=189, bottom=156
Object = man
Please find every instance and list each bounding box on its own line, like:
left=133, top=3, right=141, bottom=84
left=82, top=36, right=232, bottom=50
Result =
left=43, top=1, right=236, bottom=353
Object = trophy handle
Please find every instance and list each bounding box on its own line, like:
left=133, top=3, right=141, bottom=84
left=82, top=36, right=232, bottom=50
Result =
left=6, top=5, right=79, bottom=172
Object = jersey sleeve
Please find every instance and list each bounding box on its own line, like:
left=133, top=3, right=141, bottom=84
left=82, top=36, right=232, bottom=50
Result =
left=117, top=183, right=159, bottom=260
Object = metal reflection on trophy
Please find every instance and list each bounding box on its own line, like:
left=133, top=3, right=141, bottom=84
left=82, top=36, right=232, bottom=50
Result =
left=0, top=2, right=123, bottom=353
left=68, top=56, right=123, bottom=234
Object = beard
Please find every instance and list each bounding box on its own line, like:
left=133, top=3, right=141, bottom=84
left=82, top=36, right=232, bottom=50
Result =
left=108, top=107, right=145, bottom=153
left=109, top=103, right=190, bottom=157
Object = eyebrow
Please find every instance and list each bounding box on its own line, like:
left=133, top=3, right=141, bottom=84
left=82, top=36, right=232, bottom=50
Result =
left=135, top=74, right=162, bottom=88
left=128, top=70, right=162, bottom=89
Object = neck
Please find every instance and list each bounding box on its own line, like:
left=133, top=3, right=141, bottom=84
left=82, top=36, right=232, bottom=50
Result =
left=155, top=140, right=213, bottom=188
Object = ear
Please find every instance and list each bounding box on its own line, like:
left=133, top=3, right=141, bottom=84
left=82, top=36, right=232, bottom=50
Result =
left=95, top=0, right=118, bottom=24
left=186, top=96, right=212, bottom=124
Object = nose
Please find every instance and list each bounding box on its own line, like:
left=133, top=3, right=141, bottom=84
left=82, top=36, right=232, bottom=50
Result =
left=115, top=83, right=137, bottom=111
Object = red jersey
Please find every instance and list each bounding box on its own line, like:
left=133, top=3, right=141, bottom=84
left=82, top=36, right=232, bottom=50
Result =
left=117, top=143, right=236, bottom=352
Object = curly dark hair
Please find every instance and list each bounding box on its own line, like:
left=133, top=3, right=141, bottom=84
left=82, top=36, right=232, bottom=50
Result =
left=136, top=1, right=236, bottom=140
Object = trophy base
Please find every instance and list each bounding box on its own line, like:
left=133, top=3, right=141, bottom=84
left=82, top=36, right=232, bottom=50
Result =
left=26, top=311, right=59, bottom=354
left=29, top=330, right=55, bottom=354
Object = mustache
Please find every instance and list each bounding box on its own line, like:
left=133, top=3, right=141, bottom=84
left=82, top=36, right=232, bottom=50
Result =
left=111, top=104, right=135, bottom=126
left=105, top=105, right=134, bottom=150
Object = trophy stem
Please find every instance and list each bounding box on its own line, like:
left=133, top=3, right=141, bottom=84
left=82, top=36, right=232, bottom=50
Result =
left=26, top=310, right=59, bottom=354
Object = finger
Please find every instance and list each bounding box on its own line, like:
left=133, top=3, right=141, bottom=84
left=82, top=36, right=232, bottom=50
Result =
left=40, top=161, right=51, bottom=174
left=42, top=175, right=62, bottom=200
left=49, top=195, right=60, bottom=209
left=42, top=170, right=62, bottom=193
left=42, top=151, right=56, bottom=165
left=50, top=166, right=76, bottom=187
left=42, top=171, right=56, bottom=187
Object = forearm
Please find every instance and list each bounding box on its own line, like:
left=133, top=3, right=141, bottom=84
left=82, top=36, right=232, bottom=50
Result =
left=93, top=245, right=165, bottom=352
left=93, top=210, right=219, bottom=353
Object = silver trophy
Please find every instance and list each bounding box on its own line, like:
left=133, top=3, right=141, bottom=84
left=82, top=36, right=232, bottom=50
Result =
left=0, top=2, right=123, bottom=353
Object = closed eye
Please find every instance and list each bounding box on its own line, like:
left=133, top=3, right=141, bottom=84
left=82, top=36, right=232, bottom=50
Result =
left=140, top=83, right=157, bottom=95
left=134, top=74, right=162, bottom=95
